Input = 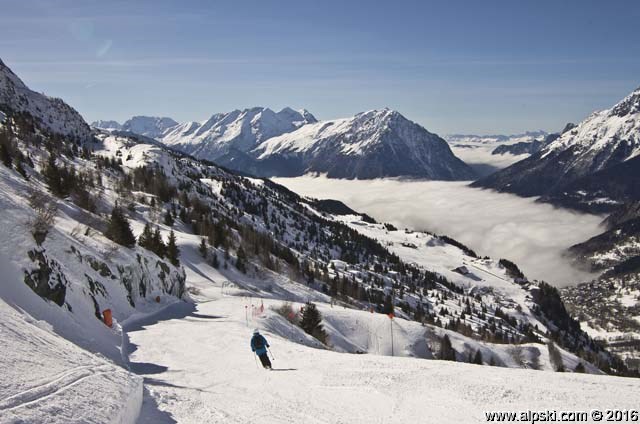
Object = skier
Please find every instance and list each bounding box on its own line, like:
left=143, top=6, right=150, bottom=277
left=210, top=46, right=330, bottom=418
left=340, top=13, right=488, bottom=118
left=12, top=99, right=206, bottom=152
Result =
left=251, top=329, right=272, bottom=369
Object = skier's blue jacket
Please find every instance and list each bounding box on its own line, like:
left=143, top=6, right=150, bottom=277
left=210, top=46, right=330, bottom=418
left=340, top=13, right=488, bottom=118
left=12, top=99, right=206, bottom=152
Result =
left=251, top=334, right=269, bottom=356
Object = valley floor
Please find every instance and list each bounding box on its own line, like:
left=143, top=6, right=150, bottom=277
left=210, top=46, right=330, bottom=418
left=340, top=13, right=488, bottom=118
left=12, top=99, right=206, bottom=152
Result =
left=129, top=286, right=640, bottom=424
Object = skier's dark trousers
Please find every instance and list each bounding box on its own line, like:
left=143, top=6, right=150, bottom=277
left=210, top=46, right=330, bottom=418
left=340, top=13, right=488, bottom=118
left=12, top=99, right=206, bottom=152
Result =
left=251, top=329, right=271, bottom=369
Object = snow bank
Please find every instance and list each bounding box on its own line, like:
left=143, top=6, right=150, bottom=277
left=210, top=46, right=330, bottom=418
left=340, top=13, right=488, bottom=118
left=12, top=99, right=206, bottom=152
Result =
left=0, top=255, right=143, bottom=424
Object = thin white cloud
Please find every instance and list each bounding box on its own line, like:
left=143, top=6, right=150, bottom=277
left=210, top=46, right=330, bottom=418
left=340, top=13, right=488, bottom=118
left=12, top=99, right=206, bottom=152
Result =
left=96, top=40, right=113, bottom=58
left=274, top=176, right=605, bottom=287
left=449, top=145, right=528, bottom=169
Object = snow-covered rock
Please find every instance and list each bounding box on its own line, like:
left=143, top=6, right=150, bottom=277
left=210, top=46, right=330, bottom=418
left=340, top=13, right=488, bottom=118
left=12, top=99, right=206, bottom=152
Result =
left=0, top=58, right=91, bottom=141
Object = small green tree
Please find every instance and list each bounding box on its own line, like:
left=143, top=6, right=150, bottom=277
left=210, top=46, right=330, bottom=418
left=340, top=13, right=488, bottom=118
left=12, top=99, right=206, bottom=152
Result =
left=198, top=238, right=207, bottom=258
left=547, top=341, right=565, bottom=372
left=574, top=362, right=585, bottom=373
left=382, top=294, right=394, bottom=315
left=236, top=246, right=247, bottom=273
left=43, top=155, right=62, bottom=196
left=0, top=142, right=11, bottom=167
left=165, top=230, right=180, bottom=267
left=163, top=209, right=174, bottom=226
left=105, top=207, right=136, bottom=247
left=211, top=251, right=220, bottom=269
left=439, top=334, right=456, bottom=361
left=299, top=302, right=328, bottom=344
left=138, top=223, right=153, bottom=249
left=152, top=226, right=166, bottom=258
left=473, top=349, right=483, bottom=365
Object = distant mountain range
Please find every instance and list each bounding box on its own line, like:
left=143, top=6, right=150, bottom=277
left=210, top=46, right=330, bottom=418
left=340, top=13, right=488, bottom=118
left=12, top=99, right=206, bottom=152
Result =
left=473, top=87, right=640, bottom=213
left=444, top=130, right=553, bottom=177
left=93, top=108, right=476, bottom=180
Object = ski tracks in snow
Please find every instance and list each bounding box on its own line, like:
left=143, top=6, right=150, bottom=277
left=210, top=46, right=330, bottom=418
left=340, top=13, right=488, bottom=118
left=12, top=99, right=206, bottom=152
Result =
left=0, top=364, right=114, bottom=412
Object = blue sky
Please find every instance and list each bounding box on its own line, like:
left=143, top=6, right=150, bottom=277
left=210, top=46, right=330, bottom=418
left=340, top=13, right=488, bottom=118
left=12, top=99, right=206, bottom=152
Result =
left=1, top=0, right=639, bottom=134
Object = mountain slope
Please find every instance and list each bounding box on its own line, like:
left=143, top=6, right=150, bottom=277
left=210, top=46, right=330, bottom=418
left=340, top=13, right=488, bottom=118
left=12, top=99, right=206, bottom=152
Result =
left=0, top=58, right=91, bottom=141
left=473, top=87, right=640, bottom=211
left=240, top=108, right=477, bottom=179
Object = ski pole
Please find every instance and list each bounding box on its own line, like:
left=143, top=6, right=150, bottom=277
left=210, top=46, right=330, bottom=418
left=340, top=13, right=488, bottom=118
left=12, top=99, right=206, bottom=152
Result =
left=254, top=353, right=259, bottom=368
left=267, top=347, right=275, bottom=361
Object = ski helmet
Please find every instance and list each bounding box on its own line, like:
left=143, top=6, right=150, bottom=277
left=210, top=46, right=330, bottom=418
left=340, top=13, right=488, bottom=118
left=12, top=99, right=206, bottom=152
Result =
left=253, top=328, right=260, bottom=335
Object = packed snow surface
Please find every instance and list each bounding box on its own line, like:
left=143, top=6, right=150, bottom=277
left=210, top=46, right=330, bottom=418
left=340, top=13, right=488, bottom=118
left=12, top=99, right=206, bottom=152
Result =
left=129, top=289, right=640, bottom=423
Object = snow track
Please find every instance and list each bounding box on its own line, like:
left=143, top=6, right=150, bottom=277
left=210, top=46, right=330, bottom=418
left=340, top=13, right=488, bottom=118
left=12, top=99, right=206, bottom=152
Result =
left=0, top=365, right=113, bottom=411
left=0, top=295, right=143, bottom=424
left=130, top=294, right=640, bottom=423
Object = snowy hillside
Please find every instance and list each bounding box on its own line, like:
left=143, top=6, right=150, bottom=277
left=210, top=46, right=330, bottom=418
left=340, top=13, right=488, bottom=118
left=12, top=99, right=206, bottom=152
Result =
left=2, top=57, right=639, bottom=423
left=0, top=58, right=91, bottom=141
left=0, top=254, right=143, bottom=424
left=474, top=87, right=640, bottom=212
left=126, top=291, right=640, bottom=423
left=243, top=108, right=477, bottom=179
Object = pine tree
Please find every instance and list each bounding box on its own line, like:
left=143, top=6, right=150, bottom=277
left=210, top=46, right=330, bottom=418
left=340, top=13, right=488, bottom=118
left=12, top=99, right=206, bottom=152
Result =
left=0, top=142, right=11, bottom=167
left=382, top=294, right=394, bottom=315
left=299, top=302, right=327, bottom=344
left=105, top=207, right=136, bottom=247
left=211, top=251, right=220, bottom=268
left=43, top=155, right=62, bottom=196
left=199, top=238, right=207, bottom=258
left=14, top=156, right=28, bottom=179
left=138, top=223, right=153, bottom=249
left=473, top=349, right=483, bottom=365
left=165, top=230, right=180, bottom=267
left=236, top=246, right=247, bottom=273
left=574, top=362, right=586, bottom=373
left=439, top=334, right=456, bottom=361
left=163, top=209, right=174, bottom=226
left=547, top=341, right=565, bottom=372
left=152, top=226, right=166, bottom=258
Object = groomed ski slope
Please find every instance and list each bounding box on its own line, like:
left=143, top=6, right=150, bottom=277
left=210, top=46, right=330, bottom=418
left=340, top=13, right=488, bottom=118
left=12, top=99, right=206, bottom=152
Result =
left=130, top=288, right=640, bottom=423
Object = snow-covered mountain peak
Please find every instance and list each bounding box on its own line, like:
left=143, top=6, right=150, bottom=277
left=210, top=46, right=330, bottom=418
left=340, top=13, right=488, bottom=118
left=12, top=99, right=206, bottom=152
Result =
left=249, top=108, right=476, bottom=179
left=159, top=106, right=318, bottom=159
left=91, top=120, right=122, bottom=131
left=474, top=85, right=640, bottom=208
left=611, top=86, right=640, bottom=117
left=0, top=58, right=92, bottom=141
left=541, top=86, right=640, bottom=162
left=121, top=115, right=179, bottom=139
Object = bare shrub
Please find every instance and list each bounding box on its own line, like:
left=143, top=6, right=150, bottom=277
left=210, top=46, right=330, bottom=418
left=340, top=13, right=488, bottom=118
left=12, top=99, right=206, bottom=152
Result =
left=27, top=188, right=57, bottom=245
left=509, top=346, right=526, bottom=368
left=273, top=302, right=298, bottom=324
left=102, top=245, right=119, bottom=262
